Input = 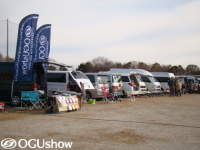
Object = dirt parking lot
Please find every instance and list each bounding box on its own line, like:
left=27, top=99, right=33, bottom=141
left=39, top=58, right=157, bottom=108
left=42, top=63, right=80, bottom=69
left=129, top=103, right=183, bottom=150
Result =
left=0, top=94, right=200, bottom=150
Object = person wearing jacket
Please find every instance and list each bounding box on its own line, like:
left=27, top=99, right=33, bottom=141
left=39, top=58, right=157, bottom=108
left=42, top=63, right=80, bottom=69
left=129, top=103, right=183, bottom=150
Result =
left=175, top=78, right=182, bottom=97
left=80, top=82, right=87, bottom=103
left=188, top=80, right=193, bottom=94
left=168, top=77, right=175, bottom=97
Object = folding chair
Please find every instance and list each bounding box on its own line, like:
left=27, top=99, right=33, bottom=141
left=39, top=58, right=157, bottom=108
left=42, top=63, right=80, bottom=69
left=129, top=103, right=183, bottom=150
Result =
left=21, top=91, right=46, bottom=110
left=31, top=91, right=46, bottom=109
left=101, top=87, right=116, bottom=103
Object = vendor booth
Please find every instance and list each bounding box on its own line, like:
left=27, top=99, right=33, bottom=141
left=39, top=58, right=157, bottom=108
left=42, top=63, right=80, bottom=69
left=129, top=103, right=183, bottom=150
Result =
left=45, top=91, right=82, bottom=113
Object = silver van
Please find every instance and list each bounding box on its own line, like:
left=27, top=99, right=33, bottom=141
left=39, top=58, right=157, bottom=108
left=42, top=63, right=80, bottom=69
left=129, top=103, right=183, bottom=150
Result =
left=47, top=70, right=94, bottom=95
left=109, top=68, right=147, bottom=96
left=85, top=73, right=109, bottom=99
left=98, top=72, right=123, bottom=96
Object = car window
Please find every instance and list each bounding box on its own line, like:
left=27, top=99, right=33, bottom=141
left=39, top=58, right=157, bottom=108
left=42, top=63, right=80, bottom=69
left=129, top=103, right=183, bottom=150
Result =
left=112, top=75, right=122, bottom=83
left=71, top=72, right=88, bottom=79
left=121, top=76, right=130, bottom=82
left=148, top=76, right=158, bottom=82
left=98, top=75, right=108, bottom=84
left=86, top=75, right=95, bottom=83
left=106, top=75, right=111, bottom=82
left=154, top=77, right=169, bottom=82
left=140, top=76, right=151, bottom=82
left=47, top=73, right=66, bottom=83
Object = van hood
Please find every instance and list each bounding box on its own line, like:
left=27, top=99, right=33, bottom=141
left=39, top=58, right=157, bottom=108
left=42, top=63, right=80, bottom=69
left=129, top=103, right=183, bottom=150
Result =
left=153, top=82, right=161, bottom=86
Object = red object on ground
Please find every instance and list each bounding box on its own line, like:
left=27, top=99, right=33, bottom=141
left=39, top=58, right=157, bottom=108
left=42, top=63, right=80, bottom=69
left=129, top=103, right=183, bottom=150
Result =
left=0, top=102, right=5, bottom=111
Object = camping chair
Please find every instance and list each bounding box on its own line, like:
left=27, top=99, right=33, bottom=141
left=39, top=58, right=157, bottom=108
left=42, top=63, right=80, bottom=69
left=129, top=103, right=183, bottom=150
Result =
left=101, top=87, right=116, bottom=103
left=21, top=91, right=46, bottom=110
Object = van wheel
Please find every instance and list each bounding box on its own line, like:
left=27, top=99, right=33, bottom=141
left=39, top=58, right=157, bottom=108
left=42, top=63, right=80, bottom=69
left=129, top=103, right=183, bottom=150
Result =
left=86, top=91, right=92, bottom=100
left=10, top=93, right=21, bottom=106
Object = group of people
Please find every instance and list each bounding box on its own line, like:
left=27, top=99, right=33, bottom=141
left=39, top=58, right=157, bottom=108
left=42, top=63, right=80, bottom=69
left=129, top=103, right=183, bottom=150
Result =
left=168, top=77, right=183, bottom=97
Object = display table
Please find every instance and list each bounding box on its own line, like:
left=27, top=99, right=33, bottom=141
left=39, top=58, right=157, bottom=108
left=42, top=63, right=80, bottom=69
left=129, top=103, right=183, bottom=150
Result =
left=46, top=94, right=82, bottom=113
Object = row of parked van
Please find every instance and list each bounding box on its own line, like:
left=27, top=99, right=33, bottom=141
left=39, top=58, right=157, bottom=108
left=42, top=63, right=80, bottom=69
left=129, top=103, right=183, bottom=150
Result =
left=1, top=61, right=198, bottom=106
left=46, top=68, right=176, bottom=100
left=47, top=68, right=192, bottom=100
left=27, top=68, right=200, bottom=102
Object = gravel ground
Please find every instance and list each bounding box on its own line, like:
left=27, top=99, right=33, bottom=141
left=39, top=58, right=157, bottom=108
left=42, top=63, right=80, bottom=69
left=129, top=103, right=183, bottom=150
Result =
left=0, top=94, right=200, bottom=150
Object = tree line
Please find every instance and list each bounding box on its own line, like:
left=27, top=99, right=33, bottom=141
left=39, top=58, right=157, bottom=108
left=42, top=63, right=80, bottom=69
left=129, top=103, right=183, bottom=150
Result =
left=77, top=56, right=200, bottom=75
left=1, top=52, right=199, bottom=75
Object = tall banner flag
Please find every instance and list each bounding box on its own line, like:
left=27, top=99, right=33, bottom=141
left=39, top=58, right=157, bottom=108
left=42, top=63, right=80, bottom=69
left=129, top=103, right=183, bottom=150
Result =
left=14, top=14, right=39, bottom=81
left=33, top=24, right=51, bottom=71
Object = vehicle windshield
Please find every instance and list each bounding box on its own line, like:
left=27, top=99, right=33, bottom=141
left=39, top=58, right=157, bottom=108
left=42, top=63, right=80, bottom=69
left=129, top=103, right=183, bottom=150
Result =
left=71, top=72, right=88, bottom=79
left=149, top=76, right=158, bottom=82
left=112, top=75, right=122, bottom=83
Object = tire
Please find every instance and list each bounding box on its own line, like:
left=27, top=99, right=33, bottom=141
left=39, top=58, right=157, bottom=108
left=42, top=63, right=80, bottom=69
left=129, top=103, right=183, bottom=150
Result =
left=10, top=93, right=21, bottom=106
left=86, top=91, right=92, bottom=100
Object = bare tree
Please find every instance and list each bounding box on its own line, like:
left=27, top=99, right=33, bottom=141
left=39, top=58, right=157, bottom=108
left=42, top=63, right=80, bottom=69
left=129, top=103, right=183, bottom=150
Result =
left=138, top=61, right=150, bottom=71
left=170, top=66, right=179, bottom=75
left=186, top=64, right=200, bottom=75
left=150, top=62, right=161, bottom=72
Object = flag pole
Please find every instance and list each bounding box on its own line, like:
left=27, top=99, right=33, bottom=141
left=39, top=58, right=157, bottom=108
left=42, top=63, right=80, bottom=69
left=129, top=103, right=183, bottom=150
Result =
left=7, top=19, right=9, bottom=61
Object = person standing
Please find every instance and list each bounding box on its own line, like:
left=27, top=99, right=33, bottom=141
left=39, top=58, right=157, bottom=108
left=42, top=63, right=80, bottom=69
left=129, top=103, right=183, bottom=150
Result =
left=80, top=82, right=87, bottom=103
left=168, top=77, right=175, bottom=97
left=175, top=78, right=182, bottom=97
left=188, top=80, right=193, bottom=94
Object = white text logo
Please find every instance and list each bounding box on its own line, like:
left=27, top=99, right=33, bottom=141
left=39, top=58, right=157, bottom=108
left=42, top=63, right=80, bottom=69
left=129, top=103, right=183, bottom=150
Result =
left=1, top=138, right=73, bottom=149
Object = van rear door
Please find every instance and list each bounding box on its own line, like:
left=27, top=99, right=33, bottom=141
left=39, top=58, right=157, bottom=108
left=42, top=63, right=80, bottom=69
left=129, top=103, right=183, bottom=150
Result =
left=111, top=74, right=123, bottom=94
left=69, top=71, right=94, bottom=89
left=46, top=72, right=67, bottom=91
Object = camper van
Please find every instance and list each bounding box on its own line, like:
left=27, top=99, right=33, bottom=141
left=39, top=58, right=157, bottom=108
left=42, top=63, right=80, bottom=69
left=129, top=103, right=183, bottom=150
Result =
left=109, top=68, right=147, bottom=96
left=151, top=72, right=175, bottom=92
left=133, top=69, right=161, bottom=93
left=97, top=72, right=123, bottom=96
left=85, top=73, right=109, bottom=99
left=0, top=61, right=46, bottom=106
left=46, top=70, right=94, bottom=97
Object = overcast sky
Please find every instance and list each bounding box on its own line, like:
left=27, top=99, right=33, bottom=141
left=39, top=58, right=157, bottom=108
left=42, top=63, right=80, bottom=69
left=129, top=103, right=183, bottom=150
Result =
left=0, top=0, right=200, bottom=68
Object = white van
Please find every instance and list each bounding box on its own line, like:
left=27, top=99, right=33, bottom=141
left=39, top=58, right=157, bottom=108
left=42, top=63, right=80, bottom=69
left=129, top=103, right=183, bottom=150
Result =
left=46, top=70, right=94, bottom=95
left=132, top=69, right=161, bottom=93
left=85, top=73, right=109, bottom=99
left=109, top=68, right=147, bottom=96
left=187, top=75, right=199, bottom=92
left=98, top=72, right=124, bottom=96
left=151, top=72, right=175, bottom=92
